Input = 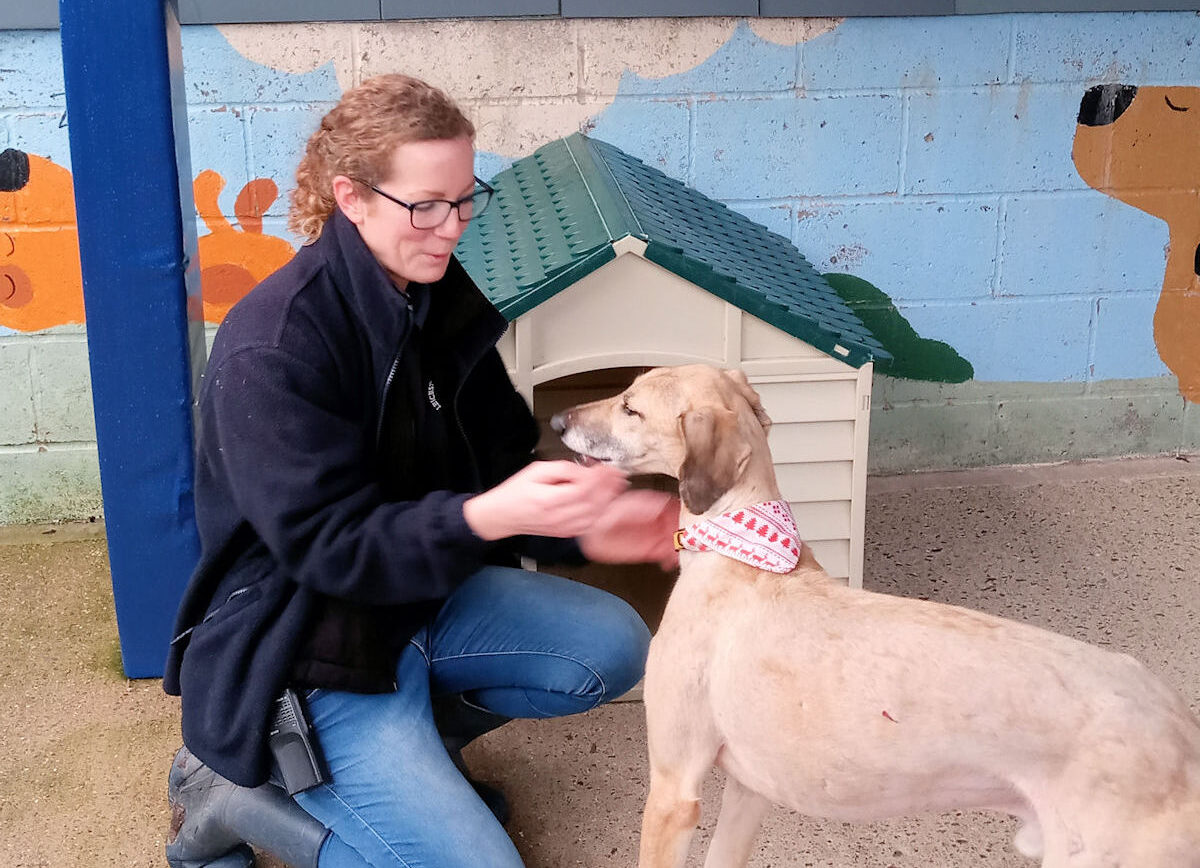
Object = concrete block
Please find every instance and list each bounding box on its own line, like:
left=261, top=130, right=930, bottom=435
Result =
left=795, top=198, right=1000, bottom=302
left=1001, top=193, right=1166, bottom=297
left=247, top=104, right=332, bottom=210
left=0, top=31, right=65, bottom=111
left=869, top=374, right=1193, bottom=472
left=590, top=98, right=691, bottom=182
left=187, top=105, right=251, bottom=200
left=590, top=21, right=797, bottom=97
left=0, top=445, right=102, bottom=524
left=869, top=389, right=1000, bottom=472
left=800, top=16, right=1009, bottom=91
left=31, top=339, right=96, bottom=444
left=7, top=112, right=73, bottom=170
left=900, top=298, right=1094, bottom=382
left=1092, top=293, right=1171, bottom=381
left=1012, top=12, right=1200, bottom=85
left=181, top=24, right=346, bottom=105
left=357, top=20, right=578, bottom=101
left=994, top=386, right=1187, bottom=463
left=578, top=19, right=742, bottom=98
left=259, top=215, right=299, bottom=250
left=473, top=99, right=612, bottom=162
left=1183, top=399, right=1200, bottom=451
left=906, top=85, right=1088, bottom=195
left=0, top=342, right=36, bottom=446
left=693, top=93, right=902, bottom=199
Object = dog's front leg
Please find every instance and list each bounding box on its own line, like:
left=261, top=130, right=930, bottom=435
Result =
left=703, top=774, right=770, bottom=867
left=638, top=766, right=706, bottom=868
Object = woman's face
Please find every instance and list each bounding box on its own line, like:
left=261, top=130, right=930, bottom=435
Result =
left=341, top=136, right=477, bottom=290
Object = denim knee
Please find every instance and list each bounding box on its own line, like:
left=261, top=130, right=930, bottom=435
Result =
left=314, top=818, right=524, bottom=868
left=591, top=594, right=652, bottom=699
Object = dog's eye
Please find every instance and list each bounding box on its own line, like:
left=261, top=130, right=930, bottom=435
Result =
left=622, top=399, right=642, bottom=419
left=1165, top=95, right=1190, bottom=112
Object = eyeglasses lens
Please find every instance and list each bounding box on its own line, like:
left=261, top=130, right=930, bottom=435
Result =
left=409, top=187, right=493, bottom=230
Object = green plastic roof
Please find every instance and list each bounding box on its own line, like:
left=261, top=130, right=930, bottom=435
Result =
left=456, top=133, right=889, bottom=367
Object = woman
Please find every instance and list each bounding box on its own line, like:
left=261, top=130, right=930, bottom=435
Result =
left=164, top=74, right=678, bottom=868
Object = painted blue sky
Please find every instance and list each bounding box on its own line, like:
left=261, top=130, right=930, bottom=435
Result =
left=4, top=15, right=1196, bottom=384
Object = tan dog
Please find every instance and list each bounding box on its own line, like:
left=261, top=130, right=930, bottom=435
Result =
left=550, top=364, right=1200, bottom=868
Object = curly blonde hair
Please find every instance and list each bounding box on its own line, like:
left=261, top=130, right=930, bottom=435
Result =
left=288, top=74, right=475, bottom=243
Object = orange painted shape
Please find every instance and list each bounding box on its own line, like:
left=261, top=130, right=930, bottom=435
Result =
left=0, top=153, right=85, bottom=331
left=193, top=170, right=295, bottom=324
left=1154, top=284, right=1200, bottom=403
left=234, top=178, right=277, bottom=235
left=17, top=156, right=77, bottom=226
left=0, top=158, right=296, bottom=332
left=1073, top=85, right=1200, bottom=402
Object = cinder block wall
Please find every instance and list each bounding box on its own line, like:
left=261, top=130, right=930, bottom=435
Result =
left=1, top=14, right=1198, bottom=523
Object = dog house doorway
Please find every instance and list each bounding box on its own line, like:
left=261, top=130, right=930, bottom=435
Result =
left=533, top=366, right=679, bottom=632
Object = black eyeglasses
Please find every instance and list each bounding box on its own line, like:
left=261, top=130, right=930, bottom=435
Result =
left=354, top=176, right=495, bottom=230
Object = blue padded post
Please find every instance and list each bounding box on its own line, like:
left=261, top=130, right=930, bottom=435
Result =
left=60, top=0, right=204, bottom=677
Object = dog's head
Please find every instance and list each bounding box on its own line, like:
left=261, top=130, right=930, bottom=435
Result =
left=550, top=364, right=773, bottom=515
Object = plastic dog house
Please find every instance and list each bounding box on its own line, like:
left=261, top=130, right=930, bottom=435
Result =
left=457, top=134, right=889, bottom=589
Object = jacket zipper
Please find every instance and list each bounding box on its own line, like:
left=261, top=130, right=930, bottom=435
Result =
left=376, top=295, right=414, bottom=450
left=375, top=350, right=403, bottom=450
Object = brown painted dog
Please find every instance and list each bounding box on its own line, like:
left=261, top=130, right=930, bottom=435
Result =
left=1074, top=84, right=1200, bottom=401
left=551, top=364, right=1200, bottom=868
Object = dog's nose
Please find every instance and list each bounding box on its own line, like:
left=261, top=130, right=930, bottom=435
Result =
left=1078, top=84, right=1137, bottom=127
left=549, top=411, right=569, bottom=435
left=0, top=149, right=30, bottom=193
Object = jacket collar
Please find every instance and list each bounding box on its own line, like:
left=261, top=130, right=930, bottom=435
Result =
left=313, top=208, right=508, bottom=396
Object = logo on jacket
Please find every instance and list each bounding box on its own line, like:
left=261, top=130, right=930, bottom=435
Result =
left=427, top=381, right=442, bottom=411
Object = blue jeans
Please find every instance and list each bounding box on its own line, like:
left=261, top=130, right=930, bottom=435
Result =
left=292, top=566, right=651, bottom=867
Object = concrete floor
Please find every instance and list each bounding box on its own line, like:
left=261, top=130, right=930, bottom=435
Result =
left=2, top=456, right=1198, bottom=867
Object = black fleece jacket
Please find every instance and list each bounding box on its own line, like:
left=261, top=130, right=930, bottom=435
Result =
left=163, top=209, right=577, bottom=787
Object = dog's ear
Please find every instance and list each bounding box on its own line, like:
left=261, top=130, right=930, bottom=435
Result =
left=678, top=407, right=750, bottom=514
left=722, top=368, right=772, bottom=433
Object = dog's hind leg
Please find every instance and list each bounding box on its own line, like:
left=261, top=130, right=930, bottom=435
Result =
left=638, top=764, right=709, bottom=868
left=704, top=774, right=770, bottom=868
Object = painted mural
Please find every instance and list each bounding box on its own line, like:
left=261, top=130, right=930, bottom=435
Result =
left=1074, top=84, right=1200, bottom=402
left=2, top=16, right=1197, bottom=400
left=824, top=273, right=974, bottom=383
left=4, top=14, right=1200, bottom=523
left=0, top=150, right=293, bottom=330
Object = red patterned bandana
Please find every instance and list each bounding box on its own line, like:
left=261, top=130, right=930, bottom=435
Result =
left=673, top=500, right=801, bottom=573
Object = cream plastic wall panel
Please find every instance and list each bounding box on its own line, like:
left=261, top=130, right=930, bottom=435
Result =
left=753, top=378, right=859, bottom=424
left=768, top=420, right=857, bottom=463
left=497, top=325, right=517, bottom=376
left=848, top=362, right=873, bottom=589
left=789, top=499, right=851, bottom=541
left=741, top=313, right=845, bottom=362
left=775, top=460, right=854, bottom=504
left=740, top=357, right=857, bottom=378
left=807, top=538, right=850, bottom=580
left=526, top=254, right=728, bottom=375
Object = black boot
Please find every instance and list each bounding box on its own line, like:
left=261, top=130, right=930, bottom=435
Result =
left=166, top=746, right=330, bottom=868
left=431, top=693, right=512, bottom=825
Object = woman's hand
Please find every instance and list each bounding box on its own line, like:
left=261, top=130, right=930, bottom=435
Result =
left=579, top=489, right=681, bottom=571
left=463, top=460, right=629, bottom=542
